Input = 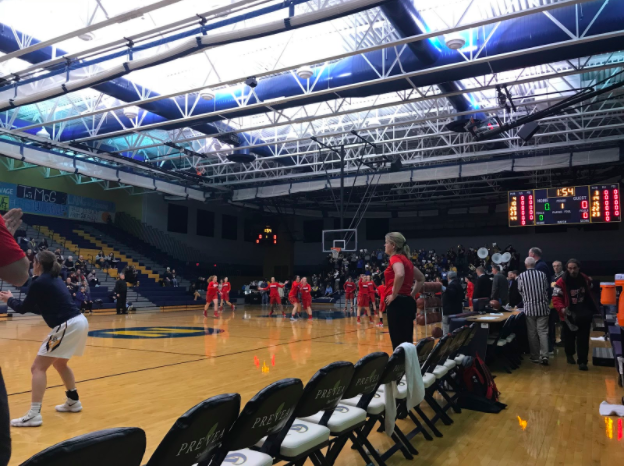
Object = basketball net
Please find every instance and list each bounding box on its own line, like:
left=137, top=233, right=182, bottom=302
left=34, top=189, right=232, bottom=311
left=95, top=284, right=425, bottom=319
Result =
left=331, top=246, right=342, bottom=260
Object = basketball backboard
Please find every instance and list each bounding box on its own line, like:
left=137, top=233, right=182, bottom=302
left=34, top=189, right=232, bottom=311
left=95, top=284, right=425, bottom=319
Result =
left=322, top=229, right=357, bottom=252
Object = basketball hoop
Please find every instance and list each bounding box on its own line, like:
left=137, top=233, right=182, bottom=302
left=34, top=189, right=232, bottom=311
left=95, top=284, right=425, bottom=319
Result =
left=331, top=246, right=342, bottom=260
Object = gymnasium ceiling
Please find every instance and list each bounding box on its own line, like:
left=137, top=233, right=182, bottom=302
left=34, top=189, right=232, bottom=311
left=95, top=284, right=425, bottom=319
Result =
left=0, top=0, right=623, bottom=212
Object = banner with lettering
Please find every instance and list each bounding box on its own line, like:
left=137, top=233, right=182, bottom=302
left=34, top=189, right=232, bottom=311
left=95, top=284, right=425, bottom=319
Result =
left=0, top=181, right=115, bottom=223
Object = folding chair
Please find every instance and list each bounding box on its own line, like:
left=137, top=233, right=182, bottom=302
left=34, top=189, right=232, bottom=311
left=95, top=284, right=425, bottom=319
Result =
left=345, top=346, right=422, bottom=465
left=21, top=427, right=146, bottom=466
left=258, top=361, right=355, bottom=465
left=486, top=316, right=518, bottom=373
left=209, top=379, right=304, bottom=466
left=419, top=335, right=458, bottom=427
left=301, top=352, right=389, bottom=466
left=147, top=393, right=241, bottom=465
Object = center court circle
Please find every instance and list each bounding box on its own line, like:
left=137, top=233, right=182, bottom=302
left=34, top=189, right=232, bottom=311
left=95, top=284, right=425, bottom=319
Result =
left=88, top=326, right=224, bottom=339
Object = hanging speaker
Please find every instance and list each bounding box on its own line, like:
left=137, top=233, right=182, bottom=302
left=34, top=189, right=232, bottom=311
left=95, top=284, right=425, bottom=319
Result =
left=518, top=121, right=540, bottom=141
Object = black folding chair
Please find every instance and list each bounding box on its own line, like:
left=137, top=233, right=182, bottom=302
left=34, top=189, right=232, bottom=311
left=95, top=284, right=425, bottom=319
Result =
left=486, top=315, right=518, bottom=373
left=209, top=378, right=303, bottom=466
left=301, top=352, right=389, bottom=466
left=260, top=361, right=355, bottom=465
left=147, top=393, right=241, bottom=465
left=21, top=427, right=146, bottom=466
left=346, top=346, right=421, bottom=465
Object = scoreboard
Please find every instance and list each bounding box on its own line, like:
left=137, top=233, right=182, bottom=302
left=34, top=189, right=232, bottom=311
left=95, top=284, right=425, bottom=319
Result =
left=509, top=184, right=621, bottom=227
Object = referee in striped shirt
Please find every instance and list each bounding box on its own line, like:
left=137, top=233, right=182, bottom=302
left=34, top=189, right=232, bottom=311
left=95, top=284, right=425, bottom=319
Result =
left=518, top=257, right=551, bottom=365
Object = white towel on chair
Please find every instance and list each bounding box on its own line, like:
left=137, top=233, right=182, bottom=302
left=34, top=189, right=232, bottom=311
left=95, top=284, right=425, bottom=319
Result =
left=383, top=343, right=426, bottom=436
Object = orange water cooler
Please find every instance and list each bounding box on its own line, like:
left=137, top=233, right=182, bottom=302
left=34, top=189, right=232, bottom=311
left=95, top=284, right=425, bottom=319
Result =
left=615, top=274, right=624, bottom=327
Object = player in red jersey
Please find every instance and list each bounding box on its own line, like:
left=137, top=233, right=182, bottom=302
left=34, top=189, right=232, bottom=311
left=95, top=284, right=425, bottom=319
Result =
left=219, top=277, right=235, bottom=312
left=357, top=275, right=373, bottom=325
left=367, top=274, right=377, bottom=314
left=299, top=277, right=313, bottom=321
left=204, top=275, right=220, bottom=318
left=375, top=277, right=386, bottom=328
left=261, top=277, right=287, bottom=317
left=343, top=276, right=356, bottom=316
left=288, top=275, right=301, bottom=321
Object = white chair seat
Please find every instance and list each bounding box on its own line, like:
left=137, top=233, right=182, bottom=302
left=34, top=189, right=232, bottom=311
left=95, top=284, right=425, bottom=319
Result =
left=423, top=372, right=436, bottom=388
left=377, top=379, right=407, bottom=400
left=255, top=419, right=330, bottom=458
left=222, top=448, right=273, bottom=466
left=443, top=359, right=457, bottom=370
left=342, top=391, right=385, bottom=415
left=487, top=337, right=507, bottom=347
left=454, top=354, right=466, bottom=365
left=432, top=365, right=448, bottom=379
left=301, top=404, right=367, bottom=434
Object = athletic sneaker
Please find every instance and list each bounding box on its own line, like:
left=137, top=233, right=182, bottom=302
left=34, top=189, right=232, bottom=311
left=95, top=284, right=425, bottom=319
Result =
left=357, top=317, right=361, bottom=324
left=56, top=399, right=83, bottom=413
left=203, top=310, right=208, bottom=318
left=231, top=305, right=236, bottom=311
left=369, top=317, right=374, bottom=324
left=268, top=310, right=273, bottom=317
left=213, top=312, right=219, bottom=318
left=541, top=358, right=549, bottom=366
left=11, top=411, right=42, bottom=427
left=308, top=316, right=313, bottom=321
left=566, top=355, right=576, bottom=365
left=290, top=316, right=297, bottom=322
left=377, top=322, right=384, bottom=328
left=282, top=313, right=287, bottom=318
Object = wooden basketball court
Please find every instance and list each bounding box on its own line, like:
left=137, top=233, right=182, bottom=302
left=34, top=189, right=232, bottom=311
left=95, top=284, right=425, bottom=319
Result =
left=1, top=306, right=623, bottom=465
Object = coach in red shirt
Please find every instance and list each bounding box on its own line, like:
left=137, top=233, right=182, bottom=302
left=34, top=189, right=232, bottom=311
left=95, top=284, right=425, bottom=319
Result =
left=0, top=208, right=30, bottom=464
left=384, top=232, right=425, bottom=349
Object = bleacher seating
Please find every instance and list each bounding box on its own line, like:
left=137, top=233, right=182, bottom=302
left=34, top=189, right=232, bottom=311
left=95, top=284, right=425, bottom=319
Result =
left=19, top=214, right=202, bottom=309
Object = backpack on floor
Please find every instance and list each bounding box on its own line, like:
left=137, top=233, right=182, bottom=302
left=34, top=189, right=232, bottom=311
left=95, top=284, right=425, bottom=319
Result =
left=459, top=353, right=507, bottom=413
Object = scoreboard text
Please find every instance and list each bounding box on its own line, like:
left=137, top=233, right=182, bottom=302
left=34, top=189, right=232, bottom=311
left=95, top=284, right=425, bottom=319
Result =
left=508, top=184, right=621, bottom=227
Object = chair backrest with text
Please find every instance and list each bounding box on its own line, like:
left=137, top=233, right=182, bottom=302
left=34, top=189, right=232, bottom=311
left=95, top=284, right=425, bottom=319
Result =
left=147, top=393, right=241, bottom=466
left=21, top=428, right=146, bottom=466
left=342, top=352, right=389, bottom=408
left=210, top=378, right=303, bottom=465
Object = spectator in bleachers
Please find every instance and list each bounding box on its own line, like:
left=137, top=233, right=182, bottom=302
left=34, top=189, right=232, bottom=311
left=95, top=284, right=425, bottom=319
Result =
left=54, top=248, right=64, bottom=264
left=324, top=284, right=333, bottom=297
left=37, top=238, right=48, bottom=251
left=75, top=269, right=86, bottom=284
left=114, top=273, right=128, bottom=314
left=26, top=248, right=35, bottom=264
left=95, top=250, right=106, bottom=269
left=171, top=269, right=179, bottom=288
left=107, top=252, right=118, bottom=270
left=75, top=286, right=93, bottom=314
left=64, top=256, right=75, bottom=272
left=161, top=267, right=173, bottom=287
left=260, top=278, right=269, bottom=305
left=75, top=255, right=87, bottom=271
left=87, top=269, right=99, bottom=287
left=65, top=277, right=77, bottom=298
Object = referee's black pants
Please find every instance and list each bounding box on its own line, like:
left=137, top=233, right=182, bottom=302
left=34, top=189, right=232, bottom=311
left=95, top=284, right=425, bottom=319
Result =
left=387, top=295, right=417, bottom=350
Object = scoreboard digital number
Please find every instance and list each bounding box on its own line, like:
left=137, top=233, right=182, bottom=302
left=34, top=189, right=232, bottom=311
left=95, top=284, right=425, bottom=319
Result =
left=508, top=184, right=621, bottom=227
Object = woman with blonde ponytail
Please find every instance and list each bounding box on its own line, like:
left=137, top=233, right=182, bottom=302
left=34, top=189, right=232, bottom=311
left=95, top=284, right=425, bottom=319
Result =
left=383, top=232, right=425, bottom=349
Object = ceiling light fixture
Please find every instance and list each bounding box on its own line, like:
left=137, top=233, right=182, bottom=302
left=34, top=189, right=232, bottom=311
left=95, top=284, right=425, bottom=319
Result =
left=445, top=32, right=466, bottom=50
left=296, top=65, right=314, bottom=80
left=123, top=105, right=139, bottom=119
left=200, top=89, right=215, bottom=101
left=78, top=32, right=95, bottom=41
